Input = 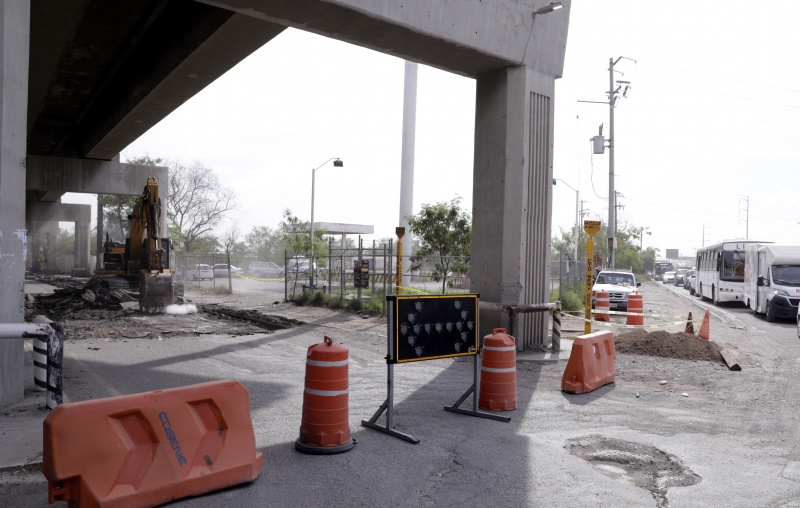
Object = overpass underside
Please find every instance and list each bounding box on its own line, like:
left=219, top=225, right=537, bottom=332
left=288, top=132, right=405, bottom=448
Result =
left=0, top=0, right=571, bottom=406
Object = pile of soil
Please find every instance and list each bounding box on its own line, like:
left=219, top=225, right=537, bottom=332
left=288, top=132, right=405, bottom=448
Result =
left=28, top=277, right=135, bottom=320
left=615, top=329, right=723, bottom=363
left=200, top=304, right=302, bottom=331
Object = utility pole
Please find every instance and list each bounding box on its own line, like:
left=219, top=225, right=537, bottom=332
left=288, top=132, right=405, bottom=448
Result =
left=739, top=195, right=749, bottom=239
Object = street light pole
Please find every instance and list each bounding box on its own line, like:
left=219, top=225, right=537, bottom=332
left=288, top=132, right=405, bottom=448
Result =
left=553, top=178, right=579, bottom=263
left=310, top=157, right=343, bottom=289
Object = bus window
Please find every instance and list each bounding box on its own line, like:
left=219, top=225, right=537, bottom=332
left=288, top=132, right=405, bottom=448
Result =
left=721, top=251, right=745, bottom=281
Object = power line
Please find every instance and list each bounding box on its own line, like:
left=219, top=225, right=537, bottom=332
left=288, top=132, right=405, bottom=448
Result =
left=635, top=75, right=800, bottom=110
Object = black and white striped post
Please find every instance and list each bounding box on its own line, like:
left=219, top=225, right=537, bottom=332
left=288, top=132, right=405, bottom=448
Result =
left=0, top=322, right=64, bottom=409
left=552, top=301, right=562, bottom=352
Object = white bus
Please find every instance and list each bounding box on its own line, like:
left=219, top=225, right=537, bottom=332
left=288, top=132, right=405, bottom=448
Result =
left=695, top=240, right=769, bottom=305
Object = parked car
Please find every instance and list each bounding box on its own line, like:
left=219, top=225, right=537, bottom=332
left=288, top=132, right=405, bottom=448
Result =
left=213, top=264, right=243, bottom=277
left=663, top=271, right=676, bottom=284
left=190, top=264, right=213, bottom=281
left=287, top=258, right=316, bottom=273
left=592, top=270, right=641, bottom=310
left=684, top=269, right=696, bottom=292
left=248, top=261, right=284, bottom=278
left=674, top=269, right=688, bottom=286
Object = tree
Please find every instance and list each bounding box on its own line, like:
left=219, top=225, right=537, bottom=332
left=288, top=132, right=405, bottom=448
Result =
left=168, top=160, right=237, bottom=253
left=245, top=225, right=287, bottom=263
left=405, top=197, right=471, bottom=294
left=279, top=209, right=328, bottom=298
left=221, top=225, right=240, bottom=292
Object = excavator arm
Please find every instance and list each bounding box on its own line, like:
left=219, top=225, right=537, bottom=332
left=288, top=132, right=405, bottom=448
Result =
left=130, top=177, right=172, bottom=311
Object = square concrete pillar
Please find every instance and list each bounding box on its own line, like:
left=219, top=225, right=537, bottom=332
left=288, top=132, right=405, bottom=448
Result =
left=470, top=65, right=555, bottom=349
left=0, top=0, right=30, bottom=407
left=74, top=221, right=90, bottom=270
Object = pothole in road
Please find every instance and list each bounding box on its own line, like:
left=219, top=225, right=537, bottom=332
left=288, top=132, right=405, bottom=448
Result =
left=567, top=435, right=701, bottom=507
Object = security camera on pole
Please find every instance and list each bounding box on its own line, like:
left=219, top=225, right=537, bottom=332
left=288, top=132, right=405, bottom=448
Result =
left=578, top=56, right=636, bottom=269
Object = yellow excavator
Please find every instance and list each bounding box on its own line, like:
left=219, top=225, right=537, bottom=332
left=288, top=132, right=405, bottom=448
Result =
left=96, top=177, right=178, bottom=311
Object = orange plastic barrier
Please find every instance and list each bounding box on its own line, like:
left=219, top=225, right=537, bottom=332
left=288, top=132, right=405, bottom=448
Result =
left=685, top=311, right=694, bottom=334
left=42, top=380, right=263, bottom=508
left=594, top=291, right=610, bottom=322
left=561, top=331, right=616, bottom=394
left=626, top=292, right=643, bottom=326
left=296, top=336, right=355, bottom=454
left=698, top=310, right=710, bottom=340
left=479, top=328, right=517, bottom=411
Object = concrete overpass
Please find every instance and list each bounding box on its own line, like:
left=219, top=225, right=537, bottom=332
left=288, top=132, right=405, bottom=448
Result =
left=0, top=0, right=571, bottom=406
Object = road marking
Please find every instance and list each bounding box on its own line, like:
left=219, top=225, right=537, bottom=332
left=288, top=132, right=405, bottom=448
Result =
left=661, top=283, right=739, bottom=323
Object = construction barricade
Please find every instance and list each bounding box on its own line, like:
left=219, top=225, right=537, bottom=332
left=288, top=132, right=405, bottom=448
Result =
left=479, top=328, right=517, bottom=411
left=296, top=336, right=355, bottom=454
left=626, top=292, right=644, bottom=326
left=43, top=379, right=263, bottom=508
left=594, top=291, right=610, bottom=322
left=562, top=331, right=616, bottom=394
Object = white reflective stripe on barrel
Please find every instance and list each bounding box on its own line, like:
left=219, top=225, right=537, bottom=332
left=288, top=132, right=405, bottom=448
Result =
left=595, top=298, right=610, bottom=302
left=480, top=366, right=516, bottom=373
left=304, top=387, right=349, bottom=396
left=483, top=345, right=516, bottom=352
left=306, top=359, right=349, bottom=367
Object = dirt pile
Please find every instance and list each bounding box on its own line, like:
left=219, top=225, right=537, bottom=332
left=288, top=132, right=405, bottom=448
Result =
left=615, top=329, right=723, bottom=363
left=200, top=304, right=302, bottom=331
left=28, top=277, right=136, bottom=320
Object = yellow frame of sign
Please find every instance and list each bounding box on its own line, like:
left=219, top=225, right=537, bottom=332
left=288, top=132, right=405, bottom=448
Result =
left=583, top=220, right=601, bottom=334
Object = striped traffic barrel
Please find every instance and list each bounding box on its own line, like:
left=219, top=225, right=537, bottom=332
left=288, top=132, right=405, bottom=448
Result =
left=626, top=292, right=644, bottom=326
left=594, top=291, right=610, bottom=322
left=479, top=328, right=517, bottom=411
left=296, top=336, right=356, bottom=454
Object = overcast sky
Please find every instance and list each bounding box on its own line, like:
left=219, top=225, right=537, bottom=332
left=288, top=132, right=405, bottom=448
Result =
left=63, top=0, right=800, bottom=259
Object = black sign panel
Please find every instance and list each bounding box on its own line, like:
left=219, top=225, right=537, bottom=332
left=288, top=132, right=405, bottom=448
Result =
left=353, top=260, right=370, bottom=289
left=388, top=294, right=479, bottom=363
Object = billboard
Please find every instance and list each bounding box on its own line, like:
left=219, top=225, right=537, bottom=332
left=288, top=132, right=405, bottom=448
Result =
left=666, top=249, right=679, bottom=259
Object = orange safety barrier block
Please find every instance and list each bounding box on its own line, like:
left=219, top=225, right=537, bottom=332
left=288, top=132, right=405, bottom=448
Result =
left=43, top=380, right=263, bottom=508
left=561, top=331, right=616, bottom=394
left=698, top=310, right=710, bottom=340
left=594, top=291, right=610, bottom=322
left=626, top=292, right=644, bottom=326
left=296, top=336, right=355, bottom=454
left=479, top=328, right=517, bottom=411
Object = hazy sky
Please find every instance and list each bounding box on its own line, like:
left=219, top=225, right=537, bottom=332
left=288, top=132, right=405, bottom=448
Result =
left=63, top=0, right=800, bottom=259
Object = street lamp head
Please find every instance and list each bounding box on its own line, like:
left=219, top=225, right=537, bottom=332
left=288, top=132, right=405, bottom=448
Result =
left=333, top=159, right=344, bottom=167
left=533, top=2, right=563, bottom=16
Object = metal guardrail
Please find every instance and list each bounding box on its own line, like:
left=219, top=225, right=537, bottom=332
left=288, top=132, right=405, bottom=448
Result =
left=479, top=301, right=562, bottom=352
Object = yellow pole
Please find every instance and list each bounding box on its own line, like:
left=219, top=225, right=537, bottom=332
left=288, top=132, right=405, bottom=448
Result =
left=583, top=221, right=601, bottom=335
left=395, top=227, right=405, bottom=295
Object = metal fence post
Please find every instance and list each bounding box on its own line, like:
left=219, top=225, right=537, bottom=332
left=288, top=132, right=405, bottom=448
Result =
left=284, top=250, right=288, bottom=302
left=357, top=236, right=363, bottom=302
left=328, top=237, right=333, bottom=294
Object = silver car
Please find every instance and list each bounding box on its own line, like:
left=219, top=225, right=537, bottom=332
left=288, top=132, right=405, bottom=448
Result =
left=248, top=261, right=284, bottom=278
left=213, top=264, right=242, bottom=277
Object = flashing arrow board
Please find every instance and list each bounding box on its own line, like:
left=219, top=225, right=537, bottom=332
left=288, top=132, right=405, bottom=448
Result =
left=584, top=220, right=601, bottom=237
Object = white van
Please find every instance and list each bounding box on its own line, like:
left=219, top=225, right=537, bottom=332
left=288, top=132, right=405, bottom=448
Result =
left=744, top=244, right=800, bottom=321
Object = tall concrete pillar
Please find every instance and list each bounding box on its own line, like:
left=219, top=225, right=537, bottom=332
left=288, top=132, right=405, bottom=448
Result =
left=398, top=61, right=417, bottom=286
left=96, top=194, right=103, bottom=270
left=0, top=0, right=30, bottom=407
left=74, top=221, right=90, bottom=271
left=470, top=65, right=555, bottom=348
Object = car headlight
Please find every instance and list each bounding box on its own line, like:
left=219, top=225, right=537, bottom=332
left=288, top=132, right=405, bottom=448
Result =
left=773, top=288, right=790, bottom=297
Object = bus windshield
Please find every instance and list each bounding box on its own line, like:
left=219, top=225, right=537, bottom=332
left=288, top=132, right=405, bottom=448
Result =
left=721, top=251, right=745, bottom=281
left=771, top=265, right=800, bottom=286
left=655, top=262, right=673, bottom=275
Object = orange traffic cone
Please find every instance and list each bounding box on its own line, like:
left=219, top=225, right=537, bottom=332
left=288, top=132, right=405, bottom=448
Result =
left=684, top=312, right=694, bottom=334
left=697, top=310, right=710, bottom=340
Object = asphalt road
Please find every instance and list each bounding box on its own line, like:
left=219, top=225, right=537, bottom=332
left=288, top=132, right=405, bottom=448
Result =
left=3, top=282, right=800, bottom=507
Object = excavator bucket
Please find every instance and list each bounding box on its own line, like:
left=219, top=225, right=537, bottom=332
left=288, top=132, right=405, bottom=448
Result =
left=139, top=271, right=173, bottom=312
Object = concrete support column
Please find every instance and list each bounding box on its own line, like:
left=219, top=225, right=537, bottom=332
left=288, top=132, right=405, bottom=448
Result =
left=470, top=65, right=555, bottom=349
left=74, top=221, right=90, bottom=270
left=398, top=61, right=417, bottom=287
left=96, top=194, right=103, bottom=270
left=0, top=0, right=30, bottom=407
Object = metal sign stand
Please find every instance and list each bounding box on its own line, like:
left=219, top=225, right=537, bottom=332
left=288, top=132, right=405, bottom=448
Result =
left=362, top=297, right=510, bottom=444
left=443, top=353, right=510, bottom=422
left=361, top=298, right=419, bottom=444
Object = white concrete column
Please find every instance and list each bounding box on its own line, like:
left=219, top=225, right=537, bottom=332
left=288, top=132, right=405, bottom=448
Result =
left=470, top=65, right=555, bottom=348
left=398, top=61, right=417, bottom=287
left=0, top=0, right=30, bottom=407
left=96, top=194, right=103, bottom=270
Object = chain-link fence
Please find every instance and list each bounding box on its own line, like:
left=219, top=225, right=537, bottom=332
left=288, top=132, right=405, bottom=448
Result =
left=549, top=250, right=586, bottom=300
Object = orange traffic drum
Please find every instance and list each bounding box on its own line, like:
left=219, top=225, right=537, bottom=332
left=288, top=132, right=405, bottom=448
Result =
left=594, top=291, right=610, bottom=322
left=479, top=328, right=517, bottom=411
left=626, top=292, right=643, bottom=326
left=296, top=336, right=356, bottom=454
